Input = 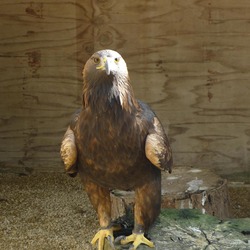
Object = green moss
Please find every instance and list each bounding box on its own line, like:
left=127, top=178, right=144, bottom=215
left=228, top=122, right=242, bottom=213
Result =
left=160, top=209, right=221, bottom=230
left=217, top=218, right=250, bottom=234
left=160, top=208, right=250, bottom=239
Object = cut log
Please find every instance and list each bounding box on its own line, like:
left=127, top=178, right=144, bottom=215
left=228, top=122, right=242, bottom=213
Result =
left=111, top=166, right=231, bottom=222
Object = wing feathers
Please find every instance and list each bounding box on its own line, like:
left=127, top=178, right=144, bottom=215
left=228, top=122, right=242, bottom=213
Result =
left=145, top=133, right=164, bottom=169
left=60, top=126, right=77, bottom=173
left=145, top=117, right=173, bottom=173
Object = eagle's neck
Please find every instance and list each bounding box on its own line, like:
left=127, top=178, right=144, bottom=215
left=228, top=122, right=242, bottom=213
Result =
left=83, top=74, right=139, bottom=115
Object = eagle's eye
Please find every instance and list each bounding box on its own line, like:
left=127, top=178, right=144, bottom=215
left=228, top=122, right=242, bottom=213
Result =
left=93, top=57, right=100, bottom=64
left=114, top=57, right=120, bottom=63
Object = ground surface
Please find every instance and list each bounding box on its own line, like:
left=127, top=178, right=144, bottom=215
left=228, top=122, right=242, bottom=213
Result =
left=0, top=173, right=249, bottom=250
left=0, top=173, right=97, bottom=250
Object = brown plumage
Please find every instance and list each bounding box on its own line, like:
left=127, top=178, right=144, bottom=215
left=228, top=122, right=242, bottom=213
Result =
left=60, top=49, right=173, bottom=250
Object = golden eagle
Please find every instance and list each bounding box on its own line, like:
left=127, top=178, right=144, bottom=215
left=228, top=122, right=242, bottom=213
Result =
left=60, top=49, right=173, bottom=250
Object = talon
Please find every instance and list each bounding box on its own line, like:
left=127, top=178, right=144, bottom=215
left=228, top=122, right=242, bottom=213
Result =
left=120, top=233, right=154, bottom=249
left=91, top=228, right=114, bottom=250
left=114, top=235, right=125, bottom=244
left=107, top=235, right=115, bottom=249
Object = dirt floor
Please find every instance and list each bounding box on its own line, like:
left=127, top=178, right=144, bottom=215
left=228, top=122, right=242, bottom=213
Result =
left=0, top=173, right=98, bottom=250
left=0, top=172, right=249, bottom=250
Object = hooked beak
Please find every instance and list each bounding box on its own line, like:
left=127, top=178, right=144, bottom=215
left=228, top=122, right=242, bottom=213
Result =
left=104, top=57, right=111, bottom=75
left=96, top=57, right=111, bottom=75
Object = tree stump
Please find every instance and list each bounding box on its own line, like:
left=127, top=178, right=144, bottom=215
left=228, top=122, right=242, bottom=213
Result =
left=110, top=166, right=231, bottom=223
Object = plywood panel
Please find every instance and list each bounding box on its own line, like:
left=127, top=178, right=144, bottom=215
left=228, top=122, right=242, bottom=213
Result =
left=0, top=0, right=250, bottom=175
left=0, top=0, right=92, bottom=172
left=77, top=0, right=250, bottom=175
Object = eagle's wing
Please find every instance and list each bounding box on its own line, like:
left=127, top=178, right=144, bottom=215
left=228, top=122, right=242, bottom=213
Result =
left=138, top=101, right=173, bottom=173
left=60, top=109, right=81, bottom=175
left=145, top=116, right=173, bottom=173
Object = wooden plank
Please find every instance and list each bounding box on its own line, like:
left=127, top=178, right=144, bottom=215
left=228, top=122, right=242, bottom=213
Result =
left=0, top=0, right=250, bottom=176
left=0, top=1, right=92, bottom=172
left=85, top=0, right=250, bottom=175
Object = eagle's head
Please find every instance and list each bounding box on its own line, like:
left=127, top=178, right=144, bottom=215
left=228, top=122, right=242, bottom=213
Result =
left=82, top=49, right=138, bottom=113
left=83, top=49, right=128, bottom=80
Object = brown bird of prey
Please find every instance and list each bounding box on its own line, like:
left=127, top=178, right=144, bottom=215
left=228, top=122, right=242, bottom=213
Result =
left=60, top=49, right=173, bottom=250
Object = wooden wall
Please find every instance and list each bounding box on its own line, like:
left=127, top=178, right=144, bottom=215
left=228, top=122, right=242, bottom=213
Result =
left=0, top=0, right=83, bottom=173
left=0, top=0, right=250, bottom=176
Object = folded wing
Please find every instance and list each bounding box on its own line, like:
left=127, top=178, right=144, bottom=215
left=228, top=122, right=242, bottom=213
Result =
left=145, top=116, right=173, bottom=173
left=60, top=126, right=77, bottom=173
left=60, top=110, right=81, bottom=175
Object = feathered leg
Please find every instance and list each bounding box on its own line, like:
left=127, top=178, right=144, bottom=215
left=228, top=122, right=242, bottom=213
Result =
left=82, top=176, right=114, bottom=250
left=118, top=169, right=161, bottom=249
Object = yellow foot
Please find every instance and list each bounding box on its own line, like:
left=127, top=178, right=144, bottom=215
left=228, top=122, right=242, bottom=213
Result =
left=118, top=233, right=154, bottom=250
left=91, top=228, right=114, bottom=250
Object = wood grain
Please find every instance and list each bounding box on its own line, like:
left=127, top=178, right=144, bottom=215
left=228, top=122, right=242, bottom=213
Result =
left=0, top=0, right=249, bottom=175
left=0, top=0, right=91, bottom=172
left=83, top=0, right=250, bottom=176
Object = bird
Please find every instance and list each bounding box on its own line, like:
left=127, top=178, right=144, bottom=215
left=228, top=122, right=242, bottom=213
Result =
left=60, top=49, right=173, bottom=250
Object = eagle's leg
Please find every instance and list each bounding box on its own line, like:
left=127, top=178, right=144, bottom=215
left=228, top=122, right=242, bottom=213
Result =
left=118, top=170, right=161, bottom=249
left=82, top=177, right=114, bottom=250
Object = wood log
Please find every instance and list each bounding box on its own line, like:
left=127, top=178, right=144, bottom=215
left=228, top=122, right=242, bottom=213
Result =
left=110, top=166, right=231, bottom=222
